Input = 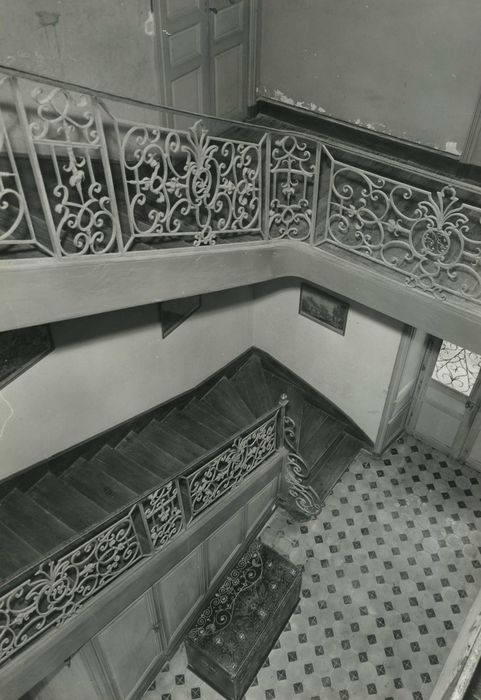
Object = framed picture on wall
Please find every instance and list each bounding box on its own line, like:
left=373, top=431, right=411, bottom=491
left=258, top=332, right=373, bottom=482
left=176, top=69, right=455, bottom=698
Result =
left=0, top=325, right=53, bottom=389
left=160, top=295, right=201, bottom=338
left=299, top=283, right=349, bottom=335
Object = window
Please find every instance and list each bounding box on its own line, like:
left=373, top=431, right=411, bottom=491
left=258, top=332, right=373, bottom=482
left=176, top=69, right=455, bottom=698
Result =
left=432, top=341, right=481, bottom=396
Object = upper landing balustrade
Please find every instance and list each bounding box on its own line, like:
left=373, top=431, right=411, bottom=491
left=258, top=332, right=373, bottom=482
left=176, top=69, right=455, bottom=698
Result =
left=1, top=66, right=481, bottom=310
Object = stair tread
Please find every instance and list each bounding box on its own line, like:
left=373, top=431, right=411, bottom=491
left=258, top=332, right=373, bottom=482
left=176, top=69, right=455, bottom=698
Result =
left=163, top=409, right=225, bottom=450
left=94, top=445, right=159, bottom=494
left=300, top=401, right=329, bottom=451
left=309, top=434, right=362, bottom=497
left=301, top=416, right=344, bottom=467
left=189, top=399, right=240, bottom=436
left=29, top=473, right=108, bottom=532
left=0, top=489, right=75, bottom=554
left=201, top=376, right=256, bottom=427
left=141, top=419, right=204, bottom=465
left=0, top=521, right=41, bottom=582
left=231, top=355, right=274, bottom=417
left=116, top=431, right=184, bottom=478
left=63, top=459, right=136, bottom=512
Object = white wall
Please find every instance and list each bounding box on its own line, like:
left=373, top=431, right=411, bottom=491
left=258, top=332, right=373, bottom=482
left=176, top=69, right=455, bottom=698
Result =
left=0, top=287, right=253, bottom=479
left=0, top=279, right=406, bottom=479
left=259, top=0, right=481, bottom=154
left=252, top=279, right=404, bottom=441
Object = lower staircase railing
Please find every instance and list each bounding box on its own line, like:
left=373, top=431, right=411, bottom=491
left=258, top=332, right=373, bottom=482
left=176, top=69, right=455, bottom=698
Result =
left=0, top=403, right=284, bottom=667
left=1, top=66, right=481, bottom=308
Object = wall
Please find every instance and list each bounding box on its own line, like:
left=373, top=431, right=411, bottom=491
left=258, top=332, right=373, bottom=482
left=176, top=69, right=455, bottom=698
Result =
left=259, top=0, right=481, bottom=153
left=0, top=0, right=158, bottom=102
left=0, top=287, right=253, bottom=478
left=252, top=279, right=404, bottom=442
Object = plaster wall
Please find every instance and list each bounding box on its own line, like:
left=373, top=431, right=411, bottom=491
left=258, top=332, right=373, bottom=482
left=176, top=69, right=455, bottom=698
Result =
left=259, top=0, right=481, bottom=153
left=0, top=287, right=254, bottom=479
left=252, top=279, right=404, bottom=442
left=0, top=0, right=158, bottom=102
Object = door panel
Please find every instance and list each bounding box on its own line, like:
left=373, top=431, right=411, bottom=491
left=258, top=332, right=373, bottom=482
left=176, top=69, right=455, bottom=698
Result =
left=213, top=45, right=244, bottom=118
left=93, top=592, right=163, bottom=700
left=157, top=0, right=210, bottom=123
left=246, top=477, right=277, bottom=535
left=28, top=646, right=108, bottom=700
left=209, top=0, right=249, bottom=120
left=154, top=544, right=205, bottom=644
left=466, top=423, right=481, bottom=471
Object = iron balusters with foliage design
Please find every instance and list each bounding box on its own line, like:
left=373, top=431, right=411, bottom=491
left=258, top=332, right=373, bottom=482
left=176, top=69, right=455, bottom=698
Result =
left=322, top=156, right=481, bottom=302
left=2, top=70, right=481, bottom=306
left=119, top=120, right=264, bottom=248
left=13, top=78, right=121, bottom=257
left=0, top=509, right=142, bottom=664
left=180, top=410, right=280, bottom=521
left=140, top=480, right=184, bottom=550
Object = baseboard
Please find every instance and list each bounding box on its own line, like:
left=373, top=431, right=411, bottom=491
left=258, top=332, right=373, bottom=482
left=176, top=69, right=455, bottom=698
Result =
left=255, top=97, right=481, bottom=185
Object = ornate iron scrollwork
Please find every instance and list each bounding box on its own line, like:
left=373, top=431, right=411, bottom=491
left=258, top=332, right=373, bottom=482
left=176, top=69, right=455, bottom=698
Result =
left=325, top=160, right=481, bottom=302
left=141, top=480, right=184, bottom=550
left=0, top=510, right=142, bottom=664
left=184, top=412, right=278, bottom=520
left=120, top=120, right=263, bottom=249
left=281, top=414, right=321, bottom=520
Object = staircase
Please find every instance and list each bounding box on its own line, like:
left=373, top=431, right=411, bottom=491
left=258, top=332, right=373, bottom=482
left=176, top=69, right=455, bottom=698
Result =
left=0, top=350, right=364, bottom=592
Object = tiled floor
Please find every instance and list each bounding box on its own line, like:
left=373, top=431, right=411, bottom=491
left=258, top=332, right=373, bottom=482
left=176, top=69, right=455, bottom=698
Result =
left=145, top=435, right=481, bottom=700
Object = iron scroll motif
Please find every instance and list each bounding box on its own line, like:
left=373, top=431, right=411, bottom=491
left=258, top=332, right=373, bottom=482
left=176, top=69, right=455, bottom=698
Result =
left=281, top=413, right=321, bottom=519
left=184, top=413, right=278, bottom=520
left=188, top=540, right=263, bottom=642
left=25, top=84, right=119, bottom=256
left=141, top=480, right=184, bottom=550
left=268, top=134, right=319, bottom=241
left=325, top=161, right=481, bottom=302
left=120, top=120, right=263, bottom=248
left=0, top=509, right=142, bottom=664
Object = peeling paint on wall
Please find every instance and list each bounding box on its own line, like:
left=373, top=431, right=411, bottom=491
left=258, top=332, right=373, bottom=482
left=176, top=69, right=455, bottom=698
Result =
left=445, top=141, right=461, bottom=155
left=144, top=10, right=154, bottom=36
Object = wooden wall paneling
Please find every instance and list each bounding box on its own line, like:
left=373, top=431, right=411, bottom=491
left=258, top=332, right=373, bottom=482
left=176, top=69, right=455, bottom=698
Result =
left=91, top=590, right=164, bottom=700
left=153, top=543, right=206, bottom=646
left=25, top=644, right=112, bottom=700
left=206, top=507, right=245, bottom=586
left=245, top=475, right=278, bottom=536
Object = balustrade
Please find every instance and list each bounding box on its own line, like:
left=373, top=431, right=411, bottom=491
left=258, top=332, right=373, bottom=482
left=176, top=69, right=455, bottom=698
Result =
left=1, top=67, right=480, bottom=306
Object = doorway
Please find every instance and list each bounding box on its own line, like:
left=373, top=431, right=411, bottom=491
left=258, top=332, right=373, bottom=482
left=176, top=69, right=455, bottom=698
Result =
left=154, top=0, right=256, bottom=125
left=407, top=337, right=481, bottom=471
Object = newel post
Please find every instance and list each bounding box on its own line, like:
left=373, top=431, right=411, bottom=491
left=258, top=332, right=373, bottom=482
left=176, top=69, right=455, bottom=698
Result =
left=277, top=393, right=289, bottom=449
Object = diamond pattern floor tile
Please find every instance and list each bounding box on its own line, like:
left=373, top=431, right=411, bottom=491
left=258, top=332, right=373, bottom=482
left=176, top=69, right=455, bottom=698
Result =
left=144, top=435, right=481, bottom=700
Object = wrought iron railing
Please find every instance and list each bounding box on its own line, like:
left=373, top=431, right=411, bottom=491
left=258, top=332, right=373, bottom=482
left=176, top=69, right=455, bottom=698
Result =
left=0, top=403, right=284, bottom=667
left=1, top=66, right=481, bottom=304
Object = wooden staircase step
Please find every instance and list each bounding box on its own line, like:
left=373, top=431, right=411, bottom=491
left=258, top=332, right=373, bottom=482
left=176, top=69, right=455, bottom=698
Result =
left=201, top=377, right=255, bottom=427
left=116, top=431, right=184, bottom=479
left=141, top=419, right=204, bottom=465
left=308, top=433, right=362, bottom=500
left=62, top=459, right=136, bottom=513
left=0, top=522, right=41, bottom=583
left=0, top=489, right=75, bottom=555
left=163, top=409, right=224, bottom=450
left=231, top=355, right=274, bottom=417
left=299, top=401, right=329, bottom=451
left=187, top=399, right=240, bottom=437
left=29, top=473, right=108, bottom=533
left=301, top=416, right=344, bottom=469
left=94, top=445, right=159, bottom=494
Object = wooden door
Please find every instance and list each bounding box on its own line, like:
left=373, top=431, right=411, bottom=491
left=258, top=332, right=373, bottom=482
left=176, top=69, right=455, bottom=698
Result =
left=408, top=338, right=481, bottom=463
left=374, top=326, right=429, bottom=453
left=155, top=0, right=210, bottom=128
left=208, top=0, right=249, bottom=120
left=92, top=591, right=164, bottom=700
left=154, top=0, right=250, bottom=125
